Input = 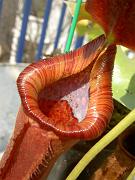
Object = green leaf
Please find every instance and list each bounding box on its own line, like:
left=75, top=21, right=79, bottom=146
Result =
left=87, top=23, right=104, bottom=40
left=112, top=46, right=135, bottom=110
left=76, top=20, right=90, bottom=36
left=76, top=19, right=104, bottom=37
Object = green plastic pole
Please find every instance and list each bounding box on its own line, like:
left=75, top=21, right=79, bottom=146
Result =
left=64, top=0, right=82, bottom=52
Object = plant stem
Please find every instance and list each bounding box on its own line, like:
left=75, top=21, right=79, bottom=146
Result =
left=64, top=0, right=82, bottom=52
left=127, top=167, right=135, bottom=180
left=66, top=109, right=135, bottom=180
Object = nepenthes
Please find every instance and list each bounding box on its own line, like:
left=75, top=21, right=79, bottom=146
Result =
left=0, top=35, right=116, bottom=179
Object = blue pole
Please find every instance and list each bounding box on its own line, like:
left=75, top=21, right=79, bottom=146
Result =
left=74, top=35, right=84, bottom=49
left=54, top=3, right=67, bottom=50
left=0, top=0, right=3, bottom=16
left=35, top=0, right=53, bottom=60
left=16, top=0, right=32, bottom=63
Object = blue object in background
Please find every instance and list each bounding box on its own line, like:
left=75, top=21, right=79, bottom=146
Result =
left=0, top=0, right=3, bottom=16
left=35, top=0, right=53, bottom=60
left=54, top=2, right=67, bottom=50
left=16, top=0, right=32, bottom=63
left=74, top=35, right=84, bottom=49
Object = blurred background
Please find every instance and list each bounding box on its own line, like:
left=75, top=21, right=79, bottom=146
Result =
left=0, top=0, right=88, bottom=63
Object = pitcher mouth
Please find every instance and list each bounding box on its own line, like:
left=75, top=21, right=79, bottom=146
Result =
left=17, top=35, right=116, bottom=139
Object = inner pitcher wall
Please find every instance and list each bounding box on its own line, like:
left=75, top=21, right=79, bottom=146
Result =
left=38, top=64, right=91, bottom=123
